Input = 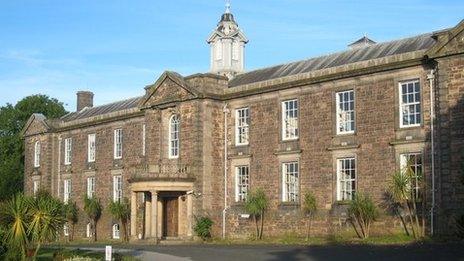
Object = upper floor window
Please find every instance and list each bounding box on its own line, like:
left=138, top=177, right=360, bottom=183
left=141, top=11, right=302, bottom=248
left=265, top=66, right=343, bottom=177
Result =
left=33, top=180, right=40, bottom=196
left=336, top=90, right=355, bottom=134
left=169, top=115, right=180, bottom=159
left=64, top=138, right=72, bottom=165
left=114, top=129, right=123, bottom=159
left=113, top=175, right=122, bottom=202
left=232, top=41, right=239, bottom=60
left=87, top=176, right=95, bottom=199
left=337, top=157, right=356, bottom=201
left=400, top=153, right=422, bottom=199
left=282, top=99, right=299, bottom=140
left=34, top=141, right=40, bottom=167
left=142, top=124, right=146, bottom=156
left=399, top=80, right=421, bottom=128
left=235, top=165, right=249, bottom=202
left=282, top=162, right=299, bottom=202
left=235, top=107, right=250, bottom=145
left=88, top=134, right=96, bottom=163
left=63, top=179, right=71, bottom=204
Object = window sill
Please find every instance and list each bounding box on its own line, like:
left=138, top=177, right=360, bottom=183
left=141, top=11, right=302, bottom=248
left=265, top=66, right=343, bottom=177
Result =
left=334, top=200, right=351, bottom=205
left=397, top=125, right=422, bottom=130
left=279, top=202, right=300, bottom=207
left=335, top=132, right=356, bottom=137
left=281, top=138, right=299, bottom=143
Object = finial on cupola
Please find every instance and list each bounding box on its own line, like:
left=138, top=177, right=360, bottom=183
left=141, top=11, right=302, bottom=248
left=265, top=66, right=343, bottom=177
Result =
left=225, top=0, right=231, bottom=13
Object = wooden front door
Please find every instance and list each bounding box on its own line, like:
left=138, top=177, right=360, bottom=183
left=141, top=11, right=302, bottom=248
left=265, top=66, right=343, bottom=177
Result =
left=163, top=197, right=179, bottom=237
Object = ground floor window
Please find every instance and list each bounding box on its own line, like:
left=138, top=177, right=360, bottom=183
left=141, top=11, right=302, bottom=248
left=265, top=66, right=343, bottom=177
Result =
left=33, top=180, right=40, bottom=196
left=235, top=165, right=249, bottom=202
left=112, top=224, right=120, bottom=239
left=86, top=223, right=92, bottom=238
left=282, top=162, right=299, bottom=202
left=400, top=152, right=423, bottom=199
left=63, top=223, right=69, bottom=236
left=337, top=157, right=356, bottom=201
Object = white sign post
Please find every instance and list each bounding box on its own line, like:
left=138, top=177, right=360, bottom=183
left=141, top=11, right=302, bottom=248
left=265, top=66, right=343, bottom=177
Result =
left=105, top=245, right=112, bottom=261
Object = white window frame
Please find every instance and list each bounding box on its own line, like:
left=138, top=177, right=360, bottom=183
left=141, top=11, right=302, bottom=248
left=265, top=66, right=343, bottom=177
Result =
left=400, top=152, right=422, bottom=199
left=88, top=134, right=96, bottom=163
left=113, top=175, right=122, bottom=202
left=112, top=224, right=120, bottom=239
left=399, top=80, right=421, bottom=128
left=63, top=223, right=69, bottom=236
left=281, top=99, right=299, bottom=141
left=235, top=107, right=250, bottom=146
left=235, top=165, right=249, bottom=202
left=86, top=223, right=92, bottom=238
left=169, top=115, right=180, bottom=159
left=63, top=179, right=71, bottom=204
left=336, top=90, right=355, bottom=134
left=33, top=180, right=40, bottom=196
left=87, top=176, right=95, bottom=199
left=337, top=157, right=356, bottom=201
left=64, top=138, right=72, bottom=165
left=114, top=129, right=123, bottom=159
left=282, top=162, right=299, bottom=202
left=142, top=124, right=146, bottom=156
left=34, top=141, right=40, bottom=167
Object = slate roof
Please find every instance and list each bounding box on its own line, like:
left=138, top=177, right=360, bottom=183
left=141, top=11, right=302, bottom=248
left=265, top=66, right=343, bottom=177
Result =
left=348, top=36, right=377, bottom=47
left=228, top=32, right=438, bottom=87
left=61, top=96, right=143, bottom=122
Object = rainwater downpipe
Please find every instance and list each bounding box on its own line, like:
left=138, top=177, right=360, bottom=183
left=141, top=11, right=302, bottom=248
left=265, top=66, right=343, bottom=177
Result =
left=57, top=135, right=62, bottom=198
left=427, top=69, right=436, bottom=236
left=222, top=103, right=230, bottom=239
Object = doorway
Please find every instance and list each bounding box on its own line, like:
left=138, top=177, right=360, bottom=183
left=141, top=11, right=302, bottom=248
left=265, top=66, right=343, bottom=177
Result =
left=161, top=192, right=183, bottom=238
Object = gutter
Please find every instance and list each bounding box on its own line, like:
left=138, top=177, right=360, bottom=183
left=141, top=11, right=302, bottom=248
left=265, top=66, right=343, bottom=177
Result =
left=427, top=69, right=436, bottom=236
left=222, top=103, right=230, bottom=239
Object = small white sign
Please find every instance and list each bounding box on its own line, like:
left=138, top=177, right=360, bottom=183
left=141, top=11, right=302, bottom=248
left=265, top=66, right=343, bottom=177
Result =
left=105, top=245, right=112, bottom=261
left=240, top=214, right=250, bottom=219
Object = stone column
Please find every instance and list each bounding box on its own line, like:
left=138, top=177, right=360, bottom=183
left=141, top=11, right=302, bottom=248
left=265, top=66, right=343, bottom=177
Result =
left=145, top=193, right=152, bottom=238
left=187, top=193, right=193, bottom=237
left=130, top=191, right=137, bottom=238
left=151, top=191, right=158, bottom=242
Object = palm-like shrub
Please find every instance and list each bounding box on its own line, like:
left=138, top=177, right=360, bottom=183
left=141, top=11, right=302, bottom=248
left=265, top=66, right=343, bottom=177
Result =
left=348, top=193, right=378, bottom=239
left=302, top=192, right=317, bottom=240
left=63, top=202, right=78, bottom=241
left=108, top=198, right=130, bottom=242
left=244, top=188, right=268, bottom=240
left=193, top=216, right=213, bottom=241
left=83, top=197, right=102, bottom=242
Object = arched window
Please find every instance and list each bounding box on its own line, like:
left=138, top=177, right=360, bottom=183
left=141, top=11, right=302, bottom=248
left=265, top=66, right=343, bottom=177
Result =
left=112, top=224, right=120, bottom=239
left=169, top=115, right=180, bottom=158
left=34, top=141, right=40, bottom=167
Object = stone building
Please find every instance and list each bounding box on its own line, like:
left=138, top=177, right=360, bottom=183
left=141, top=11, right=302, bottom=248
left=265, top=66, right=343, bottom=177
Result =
left=22, top=5, right=464, bottom=241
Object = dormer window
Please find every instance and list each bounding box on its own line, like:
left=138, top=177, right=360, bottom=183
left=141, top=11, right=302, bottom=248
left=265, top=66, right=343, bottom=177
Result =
left=34, top=141, right=40, bottom=167
left=169, top=115, right=180, bottom=159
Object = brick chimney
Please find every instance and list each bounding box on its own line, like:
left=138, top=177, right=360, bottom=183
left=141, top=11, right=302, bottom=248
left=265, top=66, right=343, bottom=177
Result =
left=76, top=91, right=94, bottom=111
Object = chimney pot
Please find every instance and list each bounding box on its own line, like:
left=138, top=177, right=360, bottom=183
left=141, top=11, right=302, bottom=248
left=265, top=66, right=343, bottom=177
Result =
left=76, top=91, right=94, bottom=111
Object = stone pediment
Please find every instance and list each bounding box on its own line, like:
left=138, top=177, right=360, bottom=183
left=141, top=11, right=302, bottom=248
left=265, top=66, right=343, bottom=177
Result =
left=426, top=19, right=464, bottom=59
left=139, top=71, right=200, bottom=109
left=21, top=113, right=50, bottom=137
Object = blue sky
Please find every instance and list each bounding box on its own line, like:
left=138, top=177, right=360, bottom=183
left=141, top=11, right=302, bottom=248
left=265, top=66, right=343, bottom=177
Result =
left=0, top=0, right=462, bottom=111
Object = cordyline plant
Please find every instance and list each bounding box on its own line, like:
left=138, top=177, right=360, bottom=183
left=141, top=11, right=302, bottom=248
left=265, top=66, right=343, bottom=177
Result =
left=63, top=202, right=78, bottom=241
left=389, top=160, right=424, bottom=239
left=83, top=196, right=102, bottom=242
left=108, top=198, right=131, bottom=242
left=245, top=188, right=268, bottom=240
left=0, top=192, right=66, bottom=260
left=348, top=193, right=379, bottom=239
left=302, top=192, right=317, bottom=240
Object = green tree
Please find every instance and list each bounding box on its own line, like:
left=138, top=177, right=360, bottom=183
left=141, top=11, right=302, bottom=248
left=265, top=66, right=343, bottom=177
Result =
left=348, top=193, right=379, bottom=239
left=108, top=198, right=130, bottom=242
left=83, top=197, right=102, bottom=242
left=63, top=202, right=79, bottom=242
left=244, top=188, right=268, bottom=240
left=302, top=192, right=317, bottom=240
left=0, top=95, right=67, bottom=201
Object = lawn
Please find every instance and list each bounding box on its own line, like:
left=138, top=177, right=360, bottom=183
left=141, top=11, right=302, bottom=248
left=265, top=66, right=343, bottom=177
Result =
left=36, top=248, right=139, bottom=261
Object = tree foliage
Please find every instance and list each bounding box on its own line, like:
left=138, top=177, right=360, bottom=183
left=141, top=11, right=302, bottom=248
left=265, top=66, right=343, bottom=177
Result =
left=83, top=197, right=102, bottom=242
left=244, top=188, right=268, bottom=240
left=0, top=95, right=67, bottom=201
left=108, top=198, right=130, bottom=242
left=63, top=202, right=79, bottom=241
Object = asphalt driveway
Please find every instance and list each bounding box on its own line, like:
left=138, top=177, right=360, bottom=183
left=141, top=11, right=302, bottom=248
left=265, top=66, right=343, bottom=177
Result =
left=71, top=242, right=464, bottom=261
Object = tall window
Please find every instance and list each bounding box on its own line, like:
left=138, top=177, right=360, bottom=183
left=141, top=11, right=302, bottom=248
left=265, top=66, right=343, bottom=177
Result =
left=63, top=224, right=69, bottom=236
left=235, top=108, right=250, bottom=145
left=112, top=224, right=120, bottom=239
left=113, top=175, right=122, bottom=202
left=235, top=166, right=249, bottom=202
left=86, top=223, right=92, bottom=238
left=400, top=153, right=422, bottom=199
left=33, top=180, right=40, bottom=196
left=169, top=115, right=180, bottom=159
left=215, top=42, right=223, bottom=60
left=64, top=138, right=72, bottom=165
left=114, top=129, right=123, bottom=159
left=282, top=99, right=299, bottom=140
left=399, top=80, right=421, bottom=127
left=336, top=90, right=355, bottom=134
left=88, top=134, right=96, bottom=163
left=34, top=141, right=40, bottom=167
left=282, top=162, right=299, bottom=202
left=142, top=124, right=146, bottom=156
left=232, top=41, right=239, bottom=60
left=337, top=158, right=356, bottom=201
left=63, top=179, right=71, bottom=203
left=87, top=177, right=95, bottom=198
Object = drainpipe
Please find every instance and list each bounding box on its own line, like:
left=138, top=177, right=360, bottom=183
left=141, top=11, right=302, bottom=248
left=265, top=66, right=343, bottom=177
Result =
left=57, top=135, right=62, bottom=198
left=222, top=103, right=230, bottom=239
left=427, top=69, right=436, bottom=236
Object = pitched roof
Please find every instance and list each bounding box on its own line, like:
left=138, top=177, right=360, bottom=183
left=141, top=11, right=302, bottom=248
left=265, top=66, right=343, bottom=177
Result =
left=348, top=36, right=377, bottom=47
left=228, top=32, right=438, bottom=87
left=61, top=96, right=143, bottom=122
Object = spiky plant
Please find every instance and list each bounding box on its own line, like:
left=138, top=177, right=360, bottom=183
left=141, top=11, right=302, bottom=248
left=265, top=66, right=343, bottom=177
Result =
left=63, top=202, right=78, bottom=241
left=245, top=188, right=268, bottom=240
left=302, top=192, right=317, bottom=240
left=83, top=197, right=102, bottom=242
left=108, top=198, right=130, bottom=242
left=348, top=193, right=379, bottom=239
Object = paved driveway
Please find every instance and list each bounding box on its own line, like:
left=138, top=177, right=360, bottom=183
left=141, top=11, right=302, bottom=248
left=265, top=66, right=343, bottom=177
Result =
left=73, top=243, right=464, bottom=261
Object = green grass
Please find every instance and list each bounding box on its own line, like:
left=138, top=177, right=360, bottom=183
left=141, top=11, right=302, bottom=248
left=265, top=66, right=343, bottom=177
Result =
left=36, top=248, right=140, bottom=261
